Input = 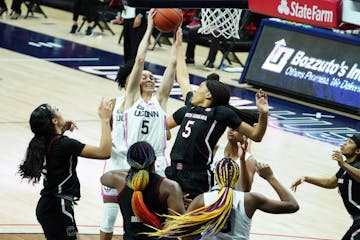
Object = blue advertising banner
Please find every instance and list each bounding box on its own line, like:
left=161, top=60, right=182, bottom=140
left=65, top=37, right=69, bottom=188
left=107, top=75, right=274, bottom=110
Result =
left=240, top=19, right=360, bottom=114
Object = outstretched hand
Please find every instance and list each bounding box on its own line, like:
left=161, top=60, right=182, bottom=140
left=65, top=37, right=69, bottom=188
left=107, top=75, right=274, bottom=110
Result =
left=290, top=177, right=305, bottom=192
left=147, top=9, right=155, bottom=29
left=170, top=27, right=182, bottom=60
left=256, top=162, right=274, bottom=180
left=237, top=136, right=248, bottom=161
left=255, top=89, right=269, bottom=114
left=98, top=98, right=113, bottom=121
left=332, top=150, right=345, bottom=167
left=62, top=120, right=78, bottom=133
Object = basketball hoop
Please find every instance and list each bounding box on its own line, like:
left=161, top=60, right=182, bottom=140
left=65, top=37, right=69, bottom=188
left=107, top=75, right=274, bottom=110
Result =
left=198, top=8, right=242, bottom=39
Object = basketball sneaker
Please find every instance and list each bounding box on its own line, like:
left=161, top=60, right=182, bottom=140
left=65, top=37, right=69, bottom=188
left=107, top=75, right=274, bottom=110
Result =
left=85, top=26, right=94, bottom=36
left=204, top=62, right=215, bottom=71
left=70, top=24, right=78, bottom=34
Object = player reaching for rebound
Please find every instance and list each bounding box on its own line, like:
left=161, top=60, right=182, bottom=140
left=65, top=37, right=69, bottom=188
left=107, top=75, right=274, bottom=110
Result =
left=100, top=10, right=179, bottom=239
left=122, top=9, right=178, bottom=176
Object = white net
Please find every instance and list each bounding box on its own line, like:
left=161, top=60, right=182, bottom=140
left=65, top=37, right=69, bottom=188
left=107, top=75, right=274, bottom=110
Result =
left=198, top=8, right=242, bottom=39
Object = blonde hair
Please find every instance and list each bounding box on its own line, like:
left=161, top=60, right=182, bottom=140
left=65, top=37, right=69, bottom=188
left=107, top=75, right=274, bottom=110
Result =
left=146, top=158, right=240, bottom=238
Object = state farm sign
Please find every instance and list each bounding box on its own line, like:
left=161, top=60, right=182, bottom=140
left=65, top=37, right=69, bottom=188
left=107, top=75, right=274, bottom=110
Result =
left=249, top=0, right=342, bottom=28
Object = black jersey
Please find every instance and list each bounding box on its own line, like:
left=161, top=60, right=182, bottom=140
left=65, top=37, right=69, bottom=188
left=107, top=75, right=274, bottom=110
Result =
left=336, top=160, right=360, bottom=217
left=170, top=105, right=242, bottom=168
left=118, top=173, right=167, bottom=240
left=40, top=135, right=85, bottom=199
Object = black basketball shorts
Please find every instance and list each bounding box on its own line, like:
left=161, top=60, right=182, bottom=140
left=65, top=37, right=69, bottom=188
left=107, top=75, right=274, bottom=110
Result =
left=165, top=165, right=214, bottom=199
left=36, top=195, right=78, bottom=240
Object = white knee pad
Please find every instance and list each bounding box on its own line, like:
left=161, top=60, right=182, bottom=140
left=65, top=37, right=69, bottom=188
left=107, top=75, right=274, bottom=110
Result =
left=100, top=203, right=119, bottom=233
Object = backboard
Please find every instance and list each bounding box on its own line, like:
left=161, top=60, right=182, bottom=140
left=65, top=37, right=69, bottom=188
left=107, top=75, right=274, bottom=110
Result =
left=123, top=0, right=248, bottom=8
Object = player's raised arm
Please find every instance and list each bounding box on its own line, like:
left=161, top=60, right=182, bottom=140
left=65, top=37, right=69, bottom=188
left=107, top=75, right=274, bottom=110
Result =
left=124, top=9, right=155, bottom=110
left=157, top=28, right=179, bottom=110
left=175, top=27, right=192, bottom=100
left=236, top=89, right=268, bottom=142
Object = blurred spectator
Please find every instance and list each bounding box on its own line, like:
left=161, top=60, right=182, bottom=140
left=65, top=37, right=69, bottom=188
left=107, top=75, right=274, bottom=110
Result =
left=70, top=0, right=100, bottom=36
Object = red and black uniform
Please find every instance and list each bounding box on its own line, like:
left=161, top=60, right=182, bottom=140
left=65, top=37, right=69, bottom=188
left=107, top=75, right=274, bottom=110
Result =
left=336, top=160, right=360, bottom=240
left=36, top=135, right=85, bottom=240
left=166, top=103, right=242, bottom=199
left=118, top=173, right=167, bottom=240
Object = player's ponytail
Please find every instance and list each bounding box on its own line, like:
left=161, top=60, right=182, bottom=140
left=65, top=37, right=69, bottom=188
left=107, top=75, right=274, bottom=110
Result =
left=115, top=60, right=134, bottom=89
left=126, top=141, right=162, bottom=229
left=227, top=104, right=259, bottom=126
left=146, top=158, right=240, bottom=238
left=19, top=104, right=55, bottom=184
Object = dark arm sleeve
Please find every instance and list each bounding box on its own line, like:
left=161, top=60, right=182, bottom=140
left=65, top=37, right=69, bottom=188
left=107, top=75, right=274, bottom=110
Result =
left=215, top=106, right=242, bottom=129
left=172, top=106, right=190, bottom=125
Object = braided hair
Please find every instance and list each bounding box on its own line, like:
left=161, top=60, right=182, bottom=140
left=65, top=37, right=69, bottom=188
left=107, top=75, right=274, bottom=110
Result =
left=146, top=158, right=240, bottom=238
left=18, top=104, right=56, bottom=184
left=125, top=141, right=162, bottom=229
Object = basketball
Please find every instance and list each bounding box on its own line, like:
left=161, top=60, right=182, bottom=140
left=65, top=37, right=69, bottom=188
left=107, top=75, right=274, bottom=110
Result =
left=153, top=8, right=183, bottom=33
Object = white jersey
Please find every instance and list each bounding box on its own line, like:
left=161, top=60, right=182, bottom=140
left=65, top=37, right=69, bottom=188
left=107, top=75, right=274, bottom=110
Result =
left=102, top=96, right=129, bottom=198
left=203, top=190, right=252, bottom=240
left=124, top=95, right=169, bottom=175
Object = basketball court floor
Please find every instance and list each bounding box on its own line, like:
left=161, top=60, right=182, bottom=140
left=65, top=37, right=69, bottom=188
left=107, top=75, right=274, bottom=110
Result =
left=0, top=3, right=359, bottom=240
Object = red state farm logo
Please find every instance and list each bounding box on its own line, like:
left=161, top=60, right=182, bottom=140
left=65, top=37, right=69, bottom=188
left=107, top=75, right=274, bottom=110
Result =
left=278, top=0, right=290, bottom=15
left=277, top=0, right=333, bottom=23
left=248, top=0, right=341, bottom=28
